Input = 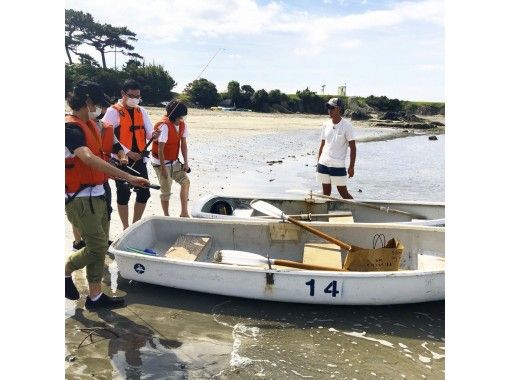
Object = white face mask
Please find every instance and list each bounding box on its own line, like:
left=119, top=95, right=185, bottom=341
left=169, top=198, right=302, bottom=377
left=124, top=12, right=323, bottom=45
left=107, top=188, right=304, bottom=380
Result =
left=88, top=106, right=102, bottom=120
left=126, top=98, right=140, bottom=107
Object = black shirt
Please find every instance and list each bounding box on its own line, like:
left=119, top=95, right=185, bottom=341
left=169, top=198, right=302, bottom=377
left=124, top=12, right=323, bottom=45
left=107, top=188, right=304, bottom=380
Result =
left=65, top=122, right=123, bottom=154
left=65, top=124, right=85, bottom=154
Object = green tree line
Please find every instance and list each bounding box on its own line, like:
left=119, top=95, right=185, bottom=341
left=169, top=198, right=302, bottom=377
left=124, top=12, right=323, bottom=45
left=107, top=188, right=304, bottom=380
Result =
left=66, top=9, right=444, bottom=114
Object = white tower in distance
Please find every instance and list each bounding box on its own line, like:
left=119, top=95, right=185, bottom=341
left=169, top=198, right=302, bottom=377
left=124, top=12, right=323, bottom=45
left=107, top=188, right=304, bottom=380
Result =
left=337, top=83, right=347, bottom=97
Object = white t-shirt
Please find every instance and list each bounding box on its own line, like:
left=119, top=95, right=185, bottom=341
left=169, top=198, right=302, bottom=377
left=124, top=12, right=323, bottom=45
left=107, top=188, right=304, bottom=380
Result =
left=318, top=118, right=355, bottom=167
left=101, top=102, right=153, bottom=162
left=150, top=121, right=189, bottom=165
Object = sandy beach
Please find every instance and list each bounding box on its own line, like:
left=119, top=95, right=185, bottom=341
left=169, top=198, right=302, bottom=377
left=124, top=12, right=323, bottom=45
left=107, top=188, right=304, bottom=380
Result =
left=65, top=108, right=445, bottom=379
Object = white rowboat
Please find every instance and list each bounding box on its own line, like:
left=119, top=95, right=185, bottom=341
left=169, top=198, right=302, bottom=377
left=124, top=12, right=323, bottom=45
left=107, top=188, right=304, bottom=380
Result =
left=110, top=217, right=444, bottom=305
left=191, top=194, right=445, bottom=226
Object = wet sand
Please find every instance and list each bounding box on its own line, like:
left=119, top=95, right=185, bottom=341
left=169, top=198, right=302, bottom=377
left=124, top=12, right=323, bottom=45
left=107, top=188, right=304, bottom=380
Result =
left=65, top=108, right=445, bottom=379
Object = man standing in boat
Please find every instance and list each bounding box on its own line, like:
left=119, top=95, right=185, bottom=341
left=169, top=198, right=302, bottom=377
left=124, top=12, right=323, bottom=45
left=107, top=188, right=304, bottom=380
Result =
left=102, top=79, right=160, bottom=229
left=316, top=97, right=356, bottom=199
left=150, top=100, right=191, bottom=217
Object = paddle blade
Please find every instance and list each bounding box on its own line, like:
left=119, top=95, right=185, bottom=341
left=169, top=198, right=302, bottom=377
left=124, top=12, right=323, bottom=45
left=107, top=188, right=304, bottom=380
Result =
left=250, top=200, right=287, bottom=220
left=214, top=250, right=267, bottom=267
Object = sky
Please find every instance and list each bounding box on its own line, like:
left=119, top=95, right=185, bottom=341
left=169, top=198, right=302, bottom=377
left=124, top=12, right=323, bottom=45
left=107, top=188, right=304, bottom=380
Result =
left=66, top=0, right=444, bottom=101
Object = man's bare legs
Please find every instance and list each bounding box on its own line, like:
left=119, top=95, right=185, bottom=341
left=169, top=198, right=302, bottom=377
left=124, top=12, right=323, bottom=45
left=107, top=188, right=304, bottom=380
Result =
left=322, top=183, right=332, bottom=196
left=117, top=204, right=129, bottom=230
left=337, top=186, right=353, bottom=199
left=322, top=183, right=353, bottom=199
left=133, top=201, right=147, bottom=224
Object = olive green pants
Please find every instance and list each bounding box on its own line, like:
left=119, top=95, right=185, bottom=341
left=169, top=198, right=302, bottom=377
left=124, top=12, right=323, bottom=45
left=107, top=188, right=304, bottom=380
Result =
left=65, top=196, right=110, bottom=284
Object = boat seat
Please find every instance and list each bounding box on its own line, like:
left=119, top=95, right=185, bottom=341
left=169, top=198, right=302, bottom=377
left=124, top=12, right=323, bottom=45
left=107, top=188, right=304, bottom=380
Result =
left=328, top=214, right=354, bottom=223
left=303, top=242, right=343, bottom=269
left=163, top=234, right=212, bottom=261
left=233, top=208, right=254, bottom=217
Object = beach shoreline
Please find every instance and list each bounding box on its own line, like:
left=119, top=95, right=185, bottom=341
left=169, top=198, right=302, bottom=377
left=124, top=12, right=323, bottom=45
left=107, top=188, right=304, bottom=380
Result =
left=65, top=109, right=445, bottom=379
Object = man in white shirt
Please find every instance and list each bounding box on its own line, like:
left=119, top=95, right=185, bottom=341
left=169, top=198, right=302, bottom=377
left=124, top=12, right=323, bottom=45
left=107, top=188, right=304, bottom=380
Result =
left=316, top=98, right=356, bottom=199
left=101, top=79, right=160, bottom=229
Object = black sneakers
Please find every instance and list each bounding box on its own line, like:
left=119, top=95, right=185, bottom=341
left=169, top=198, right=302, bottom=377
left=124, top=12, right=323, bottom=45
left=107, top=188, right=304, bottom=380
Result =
left=85, top=293, right=125, bottom=310
left=65, top=277, right=79, bottom=300
left=72, top=240, right=86, bottom=251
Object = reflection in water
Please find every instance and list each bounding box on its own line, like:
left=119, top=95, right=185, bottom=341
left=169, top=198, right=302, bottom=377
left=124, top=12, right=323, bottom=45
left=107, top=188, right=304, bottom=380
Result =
left=108, top=261, right=119, bottom=294
left=70, top=308, right=184, bottom=379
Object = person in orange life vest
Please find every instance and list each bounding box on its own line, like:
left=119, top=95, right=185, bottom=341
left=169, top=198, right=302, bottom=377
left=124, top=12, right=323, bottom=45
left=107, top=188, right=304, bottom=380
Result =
left=150, top=100, right=191, bottom=217
left=71, top=103, right=129, bottom=251
left=101, top=79, right=160, bottom=229
left=97, top=104, right=129, bottom=222
left=65, top=81, right=150, bottom=309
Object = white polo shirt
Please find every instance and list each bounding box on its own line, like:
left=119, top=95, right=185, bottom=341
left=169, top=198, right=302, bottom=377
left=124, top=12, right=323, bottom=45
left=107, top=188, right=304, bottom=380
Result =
left=101, top=102, right=153, bottom=162
left=318, top=118, right=355, bottom=168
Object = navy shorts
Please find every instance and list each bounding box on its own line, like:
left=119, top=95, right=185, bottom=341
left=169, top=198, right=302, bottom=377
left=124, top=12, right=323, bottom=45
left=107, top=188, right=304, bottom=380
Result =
left=316, top=164, right=347, bottom=186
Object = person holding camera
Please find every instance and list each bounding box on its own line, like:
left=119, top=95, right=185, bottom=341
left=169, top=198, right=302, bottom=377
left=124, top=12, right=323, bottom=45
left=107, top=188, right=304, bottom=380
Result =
left=150, top=100, right=191, bottom=217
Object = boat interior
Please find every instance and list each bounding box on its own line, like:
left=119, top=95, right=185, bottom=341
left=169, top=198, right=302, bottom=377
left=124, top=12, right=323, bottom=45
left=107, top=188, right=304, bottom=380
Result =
left=114, top=217, right=445, bottom=272
left=200, top=196, right=445, bottom=224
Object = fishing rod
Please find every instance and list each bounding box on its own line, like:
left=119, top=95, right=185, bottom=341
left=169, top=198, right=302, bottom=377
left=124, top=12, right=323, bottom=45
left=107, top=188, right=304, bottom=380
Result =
left=112, top=176, right=161, bottom=191
left=128, top=48, right=225, bottom=170
left=194, top=48, right=225, bottom=81
left=110, top=157, right=141, bottom=175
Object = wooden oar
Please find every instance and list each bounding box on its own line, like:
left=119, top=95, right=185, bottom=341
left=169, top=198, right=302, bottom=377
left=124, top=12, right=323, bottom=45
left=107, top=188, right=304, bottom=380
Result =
left=286, top=189, right=425, bottom=219
left=250, top=200, right=352, bottom=251
left=214, top=249, right=344, bottom=271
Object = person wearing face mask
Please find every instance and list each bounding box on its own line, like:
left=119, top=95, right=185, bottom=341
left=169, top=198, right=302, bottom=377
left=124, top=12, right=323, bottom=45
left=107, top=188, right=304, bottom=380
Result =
left=69, top=101, right=129, bottom=252
left=65, top=81, right=151, bottom=309
left=96, top=104, right=129, bottom=225
left=150, top=100, right=191, bottom=217
left=101, top=79, right=160, bottom=229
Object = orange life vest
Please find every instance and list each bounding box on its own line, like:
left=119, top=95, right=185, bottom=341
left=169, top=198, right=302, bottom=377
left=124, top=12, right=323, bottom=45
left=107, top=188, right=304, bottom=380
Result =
left=100, top=122, right=115, bottom=181
left=151, top=117, right=185, bottom=162
left=65, top=115, right=107, bottom=194
left=101, top=122, right=115, bottom=158
left=112, top=103, right=146, bottom=151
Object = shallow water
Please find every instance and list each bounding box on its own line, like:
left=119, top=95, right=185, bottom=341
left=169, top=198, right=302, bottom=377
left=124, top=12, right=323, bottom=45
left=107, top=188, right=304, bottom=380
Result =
left=66, top=281, right=445, bottom=379
left=65, top=123, right=445, bottom=379
left=189, top=130, right=444, bottom=202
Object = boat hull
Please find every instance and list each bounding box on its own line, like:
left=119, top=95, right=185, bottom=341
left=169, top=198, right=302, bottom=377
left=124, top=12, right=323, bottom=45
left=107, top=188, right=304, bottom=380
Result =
left=114, top=253, right=444, bottom=305
left=110, top=217, right=445, bottom=305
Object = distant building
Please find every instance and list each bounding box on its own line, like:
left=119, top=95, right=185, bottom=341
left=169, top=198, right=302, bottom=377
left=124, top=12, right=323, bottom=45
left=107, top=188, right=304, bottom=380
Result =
left=337, top=85, right=346, bottom=97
